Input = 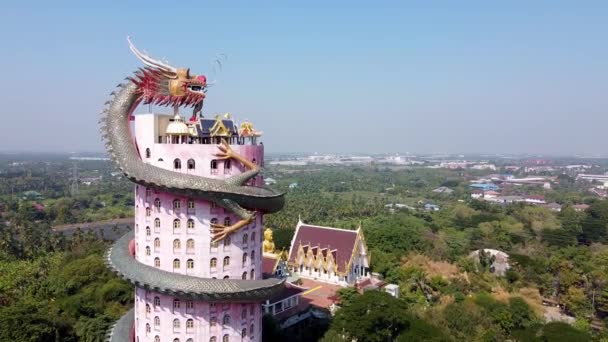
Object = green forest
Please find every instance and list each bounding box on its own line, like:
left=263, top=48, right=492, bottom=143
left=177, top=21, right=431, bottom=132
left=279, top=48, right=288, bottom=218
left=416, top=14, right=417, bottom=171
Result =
left=2, top=157, right=608, bottom=341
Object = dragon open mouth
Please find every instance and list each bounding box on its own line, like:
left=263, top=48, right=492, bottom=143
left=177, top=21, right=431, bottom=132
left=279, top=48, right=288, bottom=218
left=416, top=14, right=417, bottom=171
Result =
left=188, top=84, right=206, bottom=94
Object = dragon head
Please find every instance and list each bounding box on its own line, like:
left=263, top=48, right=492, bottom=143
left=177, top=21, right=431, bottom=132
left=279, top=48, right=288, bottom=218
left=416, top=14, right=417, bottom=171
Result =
left=127, top=37, right=207, bottom=109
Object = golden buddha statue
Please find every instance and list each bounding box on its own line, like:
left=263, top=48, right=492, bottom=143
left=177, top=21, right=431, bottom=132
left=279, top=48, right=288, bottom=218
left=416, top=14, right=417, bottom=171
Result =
left=263, top=228, right=276, bottom=254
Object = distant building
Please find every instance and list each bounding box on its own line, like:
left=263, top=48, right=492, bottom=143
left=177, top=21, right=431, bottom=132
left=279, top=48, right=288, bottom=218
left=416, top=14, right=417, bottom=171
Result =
left=21, top=190, right=43, bottom=200
left=542, top=202, right=562, bottom=212
left=432, top=186, right=454, bottom=194
left=469, top=249, right=511, bottom=276
left=385, top=203, right=415, bottom=211
left=424, top=203, right=440, bottom=211
left=264, top=177, right=277, bottom=185
left=524, top=195, right=546, bottom=204
left=573, top=204, right=590, bottom=212
left=483, top=190, right=500, bottom=199
left=471, top=190, right=484, bottom=199
left=289, top=182, right=298, bottom=189
left=469, top=183, right=499, bottom=191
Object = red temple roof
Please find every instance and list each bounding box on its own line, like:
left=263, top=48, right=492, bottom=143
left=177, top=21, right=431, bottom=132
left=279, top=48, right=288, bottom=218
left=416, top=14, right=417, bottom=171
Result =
left=262, top=255, right=280, bottom=278
left=288, top=222, right=359, bottom=274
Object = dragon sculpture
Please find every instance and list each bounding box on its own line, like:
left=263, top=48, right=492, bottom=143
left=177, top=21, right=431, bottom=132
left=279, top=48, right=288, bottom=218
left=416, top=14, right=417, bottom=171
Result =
left=101, top=37, right=284, bottom=243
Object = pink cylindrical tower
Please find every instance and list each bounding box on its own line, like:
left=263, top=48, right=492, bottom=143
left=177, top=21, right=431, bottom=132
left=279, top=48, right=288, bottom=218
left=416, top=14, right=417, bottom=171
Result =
left=106, top=113, right=283, bottom=342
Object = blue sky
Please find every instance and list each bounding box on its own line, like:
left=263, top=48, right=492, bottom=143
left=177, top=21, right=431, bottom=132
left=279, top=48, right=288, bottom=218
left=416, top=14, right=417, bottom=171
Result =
left=0, top=1, right=606, bottom=155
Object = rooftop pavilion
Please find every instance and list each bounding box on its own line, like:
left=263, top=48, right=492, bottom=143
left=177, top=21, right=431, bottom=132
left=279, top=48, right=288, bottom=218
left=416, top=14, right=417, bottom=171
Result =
left=144, top=112, right=263, bottom=146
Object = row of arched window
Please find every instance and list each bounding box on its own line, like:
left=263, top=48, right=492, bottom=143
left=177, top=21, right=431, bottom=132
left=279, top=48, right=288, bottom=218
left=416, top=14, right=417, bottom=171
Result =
left=144, top=335, right=236, bottom=342
left=170, top=158, right=233, bottom=172
left=146, top=299, right=255, bottom=315
left=152, top=257, right=195, bottom=269
left=143, top=319, right=254, bottom=339
left=145, top=239, right=195, bottom=256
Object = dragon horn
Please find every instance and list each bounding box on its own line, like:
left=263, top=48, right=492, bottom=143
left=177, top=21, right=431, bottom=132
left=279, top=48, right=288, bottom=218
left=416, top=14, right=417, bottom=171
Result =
left=127, top=36, right=177, bottom=74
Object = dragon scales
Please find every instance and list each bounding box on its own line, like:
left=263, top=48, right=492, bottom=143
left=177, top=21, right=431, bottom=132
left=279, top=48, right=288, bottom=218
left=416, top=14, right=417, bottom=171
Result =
left=103, top=40, right=285, bottom=341
left=101, top=38, right=284, bottom=242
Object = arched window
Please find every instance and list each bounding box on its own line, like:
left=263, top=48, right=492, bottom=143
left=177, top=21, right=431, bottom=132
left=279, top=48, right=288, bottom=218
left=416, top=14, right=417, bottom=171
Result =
left=145, top=304, right=151, bottom=315
left=210, top=337, right=217, bottom=342
left=155, top=336, right=160, bottom=342
left=187, top=339, right=193, bottom=342
left=154, top=218, right=160, bottom=228
left=251, top=232, right=256, bottom=242
left=210, top=258, right=217, bottom=268
left=173, top=298, right=181, bottom=310
left=173, top=339, right=180, bottom=342
left=241, top=308, right=247, bottom=320
left=158, top=158, right=164, bottom=162
left=250, top=269, right=255, bottom=280
left=222, top=334, right=229, bottom=342
left=187, top=199, right=195, bottom=213
left=224, top=159, right=231, bottom=170
left=146, top=187, right=152, bottom=198
left=210, top=160, right=218, bottom=172
left=224, top=236, right=231, bottom=247
left=242, top=253, right=247, bottom=266
left=251, top=250, right=255, bottom=262
left=187, top=219, right=195, bottom=230
left=145, top=246, right=150, bottom=255
left=242, top=272, right=247, bottom=280
left=223, top=256, right=230, bottom=267
left=173, top=259, right=181, bottom=269
left=223, top=275, right=229, bottom=279
left=173, top=239, right=181, bottom=251
left=146, top=226, right=151, bottom=236
left=154, top=238, right=160, bottom=251
left=154, top=198, right=161, bottom=210
left=174, top=158, right=181, bottom=169
left=210, top=218, right=218, bottom=225
left=173, top=219, right=181, bottom=229
left=224, top=217, right=231, bottom=226
left=210, top=240, right=219, bottom=249
left=173, top=318, right=180, bottom=331
left=187, top=259, right=194, bottom=269
left=242, top=233, right=248, bottom=244
left=241, top=328, right=247, bottom=338
left=154, top=257, right=160, bottom=268
left=223, top=315, right=230, bottom=325
left=210, top=317, right=217, bottom=326
left=186, top=319, right=194, bottom=329
left=154, top=316, right=160, bottom=328
left=187, top=159, right=195, bottom=170
left=186, top=239, right=195, bottom=251
left=173, top=199, right=181, bottom=210
left=145, top=323, right=151, bottom=334
left=154, top=296, right=160, bottom=307
left=146, top=207, right=151, bottom=216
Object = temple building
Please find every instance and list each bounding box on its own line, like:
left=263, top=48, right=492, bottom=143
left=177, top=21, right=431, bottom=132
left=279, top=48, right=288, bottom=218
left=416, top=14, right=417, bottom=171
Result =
left=287, top=220, right=370, bottom=286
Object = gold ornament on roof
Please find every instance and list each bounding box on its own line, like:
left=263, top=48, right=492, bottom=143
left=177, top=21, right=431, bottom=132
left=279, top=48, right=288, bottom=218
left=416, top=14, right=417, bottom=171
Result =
left=239, top=121, right=263, bottom=137
left=210, top=115, right=231, bottom=137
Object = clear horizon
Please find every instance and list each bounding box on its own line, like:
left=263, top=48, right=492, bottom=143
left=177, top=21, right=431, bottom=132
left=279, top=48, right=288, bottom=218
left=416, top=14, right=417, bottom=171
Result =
left=0, top=1, right=606, bottom=155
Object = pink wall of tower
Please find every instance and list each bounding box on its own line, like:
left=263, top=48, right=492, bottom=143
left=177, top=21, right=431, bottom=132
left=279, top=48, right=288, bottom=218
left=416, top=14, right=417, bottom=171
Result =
left=132, top=113, right=264, bottom=342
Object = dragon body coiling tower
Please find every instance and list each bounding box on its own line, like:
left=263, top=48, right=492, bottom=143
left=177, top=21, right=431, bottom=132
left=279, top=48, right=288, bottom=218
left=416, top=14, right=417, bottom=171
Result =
left=105, top=38, right=284, bottom=342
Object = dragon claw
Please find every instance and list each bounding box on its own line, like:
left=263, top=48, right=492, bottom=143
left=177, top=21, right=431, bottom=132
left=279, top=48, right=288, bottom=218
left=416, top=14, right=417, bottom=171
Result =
left=210, top=217, right=254, bottom=243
